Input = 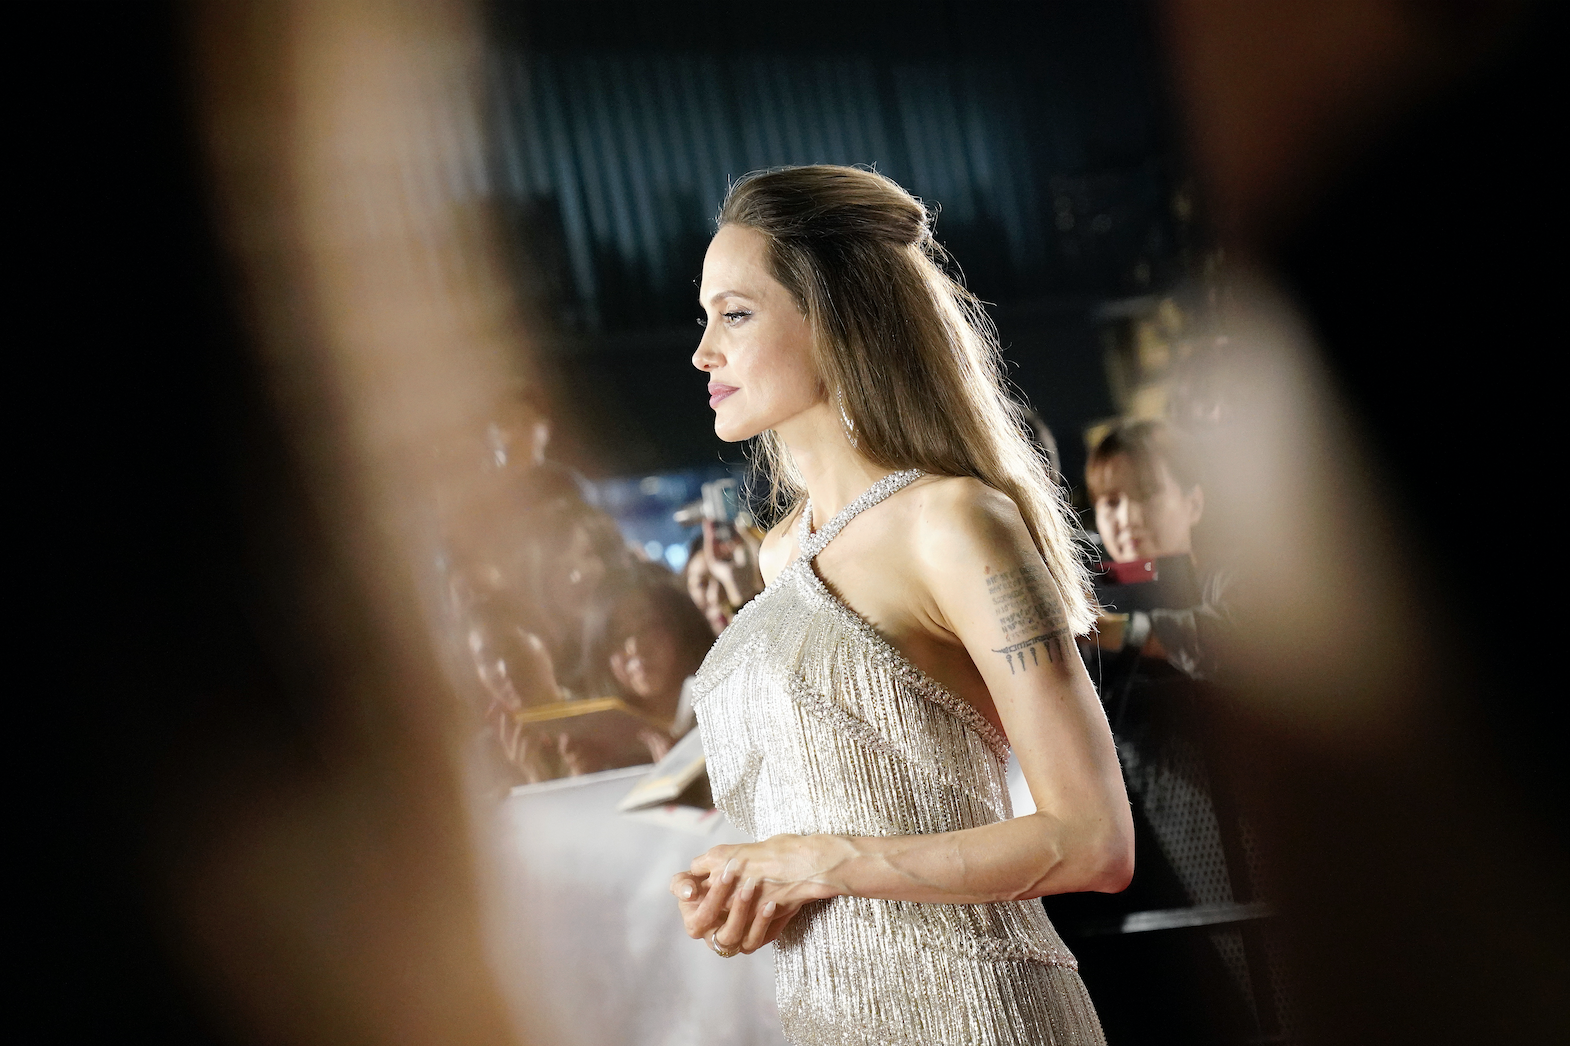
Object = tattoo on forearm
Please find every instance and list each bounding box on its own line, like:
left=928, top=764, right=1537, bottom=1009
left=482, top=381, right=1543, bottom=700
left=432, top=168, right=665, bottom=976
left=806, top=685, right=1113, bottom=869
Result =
left=985, top=564, right=1069, bottom=674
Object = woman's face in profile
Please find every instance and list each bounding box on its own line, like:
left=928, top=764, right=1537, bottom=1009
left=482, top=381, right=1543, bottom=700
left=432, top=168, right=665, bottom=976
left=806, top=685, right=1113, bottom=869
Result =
left=692, top=224, right=821, bottom=442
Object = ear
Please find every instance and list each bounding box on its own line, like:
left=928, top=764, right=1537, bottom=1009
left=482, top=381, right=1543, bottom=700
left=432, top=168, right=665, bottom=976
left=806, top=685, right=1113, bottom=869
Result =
left=1185, top=484, right=1205, bottom=527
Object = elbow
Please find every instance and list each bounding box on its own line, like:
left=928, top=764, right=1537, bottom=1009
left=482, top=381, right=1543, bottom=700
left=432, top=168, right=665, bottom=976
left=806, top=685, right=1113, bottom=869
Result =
left=1088, top=819, right=1135, bottom=894
left=1094, top=840, right=1135, bottom=894
left=1022, top=813, right=1135, bottom=898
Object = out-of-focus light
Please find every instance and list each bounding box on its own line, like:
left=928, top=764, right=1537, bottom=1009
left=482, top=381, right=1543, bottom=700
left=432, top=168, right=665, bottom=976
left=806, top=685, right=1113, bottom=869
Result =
left=665, top=543, right=689, bottom=571
left=643, top=540, right=663, bottom=561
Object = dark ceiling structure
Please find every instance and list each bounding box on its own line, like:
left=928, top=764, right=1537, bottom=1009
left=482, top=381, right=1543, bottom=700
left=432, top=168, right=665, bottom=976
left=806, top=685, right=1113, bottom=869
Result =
left=485, top=0, right=1190, bottom=482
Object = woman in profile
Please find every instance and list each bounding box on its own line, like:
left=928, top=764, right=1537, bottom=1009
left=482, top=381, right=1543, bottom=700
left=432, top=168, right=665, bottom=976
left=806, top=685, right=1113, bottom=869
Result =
left=670, top=165, right=1132, bottom=1045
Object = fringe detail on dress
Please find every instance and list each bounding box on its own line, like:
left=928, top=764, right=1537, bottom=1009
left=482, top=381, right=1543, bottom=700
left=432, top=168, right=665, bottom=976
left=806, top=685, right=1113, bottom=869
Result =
left=694, top=470, right=1106, bottom=1045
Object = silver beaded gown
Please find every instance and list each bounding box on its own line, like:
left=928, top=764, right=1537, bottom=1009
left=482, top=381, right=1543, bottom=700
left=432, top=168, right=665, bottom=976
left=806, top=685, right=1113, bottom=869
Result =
left=691, top=470, right=1105, bottom=1046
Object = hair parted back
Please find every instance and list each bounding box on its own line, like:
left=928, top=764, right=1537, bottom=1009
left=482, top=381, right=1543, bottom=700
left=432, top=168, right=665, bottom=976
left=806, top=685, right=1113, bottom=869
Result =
left=718, top=164, right=1095, bottom=633
left=1087, top=418, right=1200, bottom=496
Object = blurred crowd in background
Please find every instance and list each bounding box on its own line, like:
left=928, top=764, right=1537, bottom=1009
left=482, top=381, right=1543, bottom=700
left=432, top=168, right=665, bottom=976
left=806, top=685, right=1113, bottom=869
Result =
left=446, top=390, right=1214, bottom=770
left=441, top=304, right=1291, bottom=1042
left=444, top=389, right=765, bottom=787
left=449, top=285, right=1237, bottom=796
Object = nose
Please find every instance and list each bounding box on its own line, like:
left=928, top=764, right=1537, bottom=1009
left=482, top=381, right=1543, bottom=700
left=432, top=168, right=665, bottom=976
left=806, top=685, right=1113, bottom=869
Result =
left=692, top=324, right=722, bottom=372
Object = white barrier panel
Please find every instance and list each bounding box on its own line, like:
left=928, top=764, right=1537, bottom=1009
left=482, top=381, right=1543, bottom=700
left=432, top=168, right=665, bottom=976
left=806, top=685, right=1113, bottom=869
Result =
left=497, top=765, right=785, bottom=1046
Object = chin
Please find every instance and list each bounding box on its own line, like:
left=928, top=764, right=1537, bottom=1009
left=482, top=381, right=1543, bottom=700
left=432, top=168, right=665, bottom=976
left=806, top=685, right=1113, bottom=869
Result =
left=713, top=417, right=762, bottom=443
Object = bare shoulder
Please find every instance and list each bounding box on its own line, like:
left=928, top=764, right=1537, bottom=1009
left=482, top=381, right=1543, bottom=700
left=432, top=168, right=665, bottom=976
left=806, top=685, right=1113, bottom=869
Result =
left=903, top=476, right=1072, bottom=650
left=758, top=502, right=804, bottom=584
left=906, top=475, right=1034, bottom=562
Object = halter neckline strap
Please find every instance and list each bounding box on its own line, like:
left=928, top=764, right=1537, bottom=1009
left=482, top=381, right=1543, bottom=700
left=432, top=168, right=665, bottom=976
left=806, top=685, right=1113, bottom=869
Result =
left=796, top=469, right=925, bottom=562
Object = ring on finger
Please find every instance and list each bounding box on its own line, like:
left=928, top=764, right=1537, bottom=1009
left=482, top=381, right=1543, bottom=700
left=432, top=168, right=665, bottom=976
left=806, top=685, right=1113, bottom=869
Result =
left=709, top=933, right=739, bottom=958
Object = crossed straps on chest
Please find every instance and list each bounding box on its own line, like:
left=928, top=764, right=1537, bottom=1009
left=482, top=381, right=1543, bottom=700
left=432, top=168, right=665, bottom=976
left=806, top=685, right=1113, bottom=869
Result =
left=795, top=469, right=925, bottom=563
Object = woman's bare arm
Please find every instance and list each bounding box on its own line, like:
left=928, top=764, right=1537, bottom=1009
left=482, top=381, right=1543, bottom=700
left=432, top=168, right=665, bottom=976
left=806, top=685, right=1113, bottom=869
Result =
left=672, top=481, right=1132, bottom=952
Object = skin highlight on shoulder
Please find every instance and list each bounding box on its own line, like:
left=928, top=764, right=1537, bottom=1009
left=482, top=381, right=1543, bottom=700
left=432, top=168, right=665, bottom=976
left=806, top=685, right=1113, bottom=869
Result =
left=907, top=477, right=1073, bottom=674
left=909, top=476, right=1027, bottom=554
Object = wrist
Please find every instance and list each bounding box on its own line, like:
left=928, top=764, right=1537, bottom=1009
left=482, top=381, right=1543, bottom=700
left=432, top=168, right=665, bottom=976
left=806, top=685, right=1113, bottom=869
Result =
left=805, top=834, right=853, bottom=901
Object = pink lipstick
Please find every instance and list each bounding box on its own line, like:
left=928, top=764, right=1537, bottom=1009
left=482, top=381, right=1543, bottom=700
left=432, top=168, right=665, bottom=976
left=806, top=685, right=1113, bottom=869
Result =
left=708, top=382, right=738, bottom=408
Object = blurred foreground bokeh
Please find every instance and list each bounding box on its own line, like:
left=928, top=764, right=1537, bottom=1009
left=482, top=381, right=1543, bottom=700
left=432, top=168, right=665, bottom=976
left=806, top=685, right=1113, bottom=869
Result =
left=24, top=1, right=1564, bottom=1043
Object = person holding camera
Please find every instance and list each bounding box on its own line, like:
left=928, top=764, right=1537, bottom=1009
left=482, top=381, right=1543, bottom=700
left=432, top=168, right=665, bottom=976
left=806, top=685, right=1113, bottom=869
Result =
left=680, top=478, right=766, bottom=635
left=684, top=517, right=764, bottom=635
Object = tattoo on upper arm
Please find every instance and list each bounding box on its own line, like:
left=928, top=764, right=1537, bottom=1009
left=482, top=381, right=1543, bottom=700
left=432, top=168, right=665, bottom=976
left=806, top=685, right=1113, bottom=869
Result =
left=985, top=564, right=1070, bottom=674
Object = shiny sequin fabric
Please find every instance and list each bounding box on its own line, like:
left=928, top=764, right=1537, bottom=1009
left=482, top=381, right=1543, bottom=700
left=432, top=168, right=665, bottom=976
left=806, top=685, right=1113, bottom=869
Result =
left=692, top=470, right=1105, bottom=1046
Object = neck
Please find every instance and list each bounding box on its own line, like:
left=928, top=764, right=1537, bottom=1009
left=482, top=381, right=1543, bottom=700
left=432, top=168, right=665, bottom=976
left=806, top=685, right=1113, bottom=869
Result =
left=774, top=401, right=891, bottom=527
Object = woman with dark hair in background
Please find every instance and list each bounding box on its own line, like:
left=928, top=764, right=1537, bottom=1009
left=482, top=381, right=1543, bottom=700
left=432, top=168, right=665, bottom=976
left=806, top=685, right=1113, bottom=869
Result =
left=669, top=166, right=1131, bottom=1045
left=1086, top=419, right=1230, bottom=680
left=452, top=492, right=639, bottom=783
left=1088, top=420, right=1202, bottom=568
left=575, top=561, right=715, bottom=763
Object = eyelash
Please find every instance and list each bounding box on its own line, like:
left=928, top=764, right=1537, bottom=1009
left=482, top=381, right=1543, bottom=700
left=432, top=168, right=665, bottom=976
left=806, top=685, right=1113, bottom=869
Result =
left=697, top=310, right=752, bottom=329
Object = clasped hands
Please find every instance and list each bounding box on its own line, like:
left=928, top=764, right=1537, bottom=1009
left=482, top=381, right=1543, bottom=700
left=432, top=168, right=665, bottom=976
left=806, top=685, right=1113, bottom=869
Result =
left=669, top=833, right=844, bottom=957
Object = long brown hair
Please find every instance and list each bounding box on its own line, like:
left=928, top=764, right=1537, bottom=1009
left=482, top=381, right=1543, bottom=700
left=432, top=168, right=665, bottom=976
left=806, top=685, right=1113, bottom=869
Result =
left=719, top=165, right=1095, bottom=632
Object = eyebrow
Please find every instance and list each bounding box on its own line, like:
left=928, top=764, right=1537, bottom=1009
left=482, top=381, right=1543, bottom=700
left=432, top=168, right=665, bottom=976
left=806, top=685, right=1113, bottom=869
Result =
left=701, top=289, right=756, bottom=306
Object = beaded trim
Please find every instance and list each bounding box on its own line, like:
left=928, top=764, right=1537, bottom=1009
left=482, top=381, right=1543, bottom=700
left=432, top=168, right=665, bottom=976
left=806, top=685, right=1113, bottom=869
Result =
left=795, top=567, right=1011, bottom=765
left=779, top=675, right=1005, bottom=829
left=829, top=898, right=1080, bottom=971
left=780, top=673, right=903, bottom=761
left=788, top=469, right=1011, bottom=764
left=796, top=468, right=926, bottom=562
left=688, top=591, right=774, bottom=706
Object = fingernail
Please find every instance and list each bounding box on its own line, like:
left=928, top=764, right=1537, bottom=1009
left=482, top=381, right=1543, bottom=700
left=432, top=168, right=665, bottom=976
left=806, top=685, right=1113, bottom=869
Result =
left=722, top=858, right=740, bottom=884
left=680, top=883, right=694, bottom=900
left=740, top=876, right=757, bottom=898
left=762, top=901, right=777, bottom=916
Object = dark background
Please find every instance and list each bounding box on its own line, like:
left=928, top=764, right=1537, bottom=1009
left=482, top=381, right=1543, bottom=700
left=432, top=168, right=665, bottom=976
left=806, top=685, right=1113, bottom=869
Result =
left=21, top=1, right=1569, bottom=1043
left=485, top=0, right=1192, bottom=490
